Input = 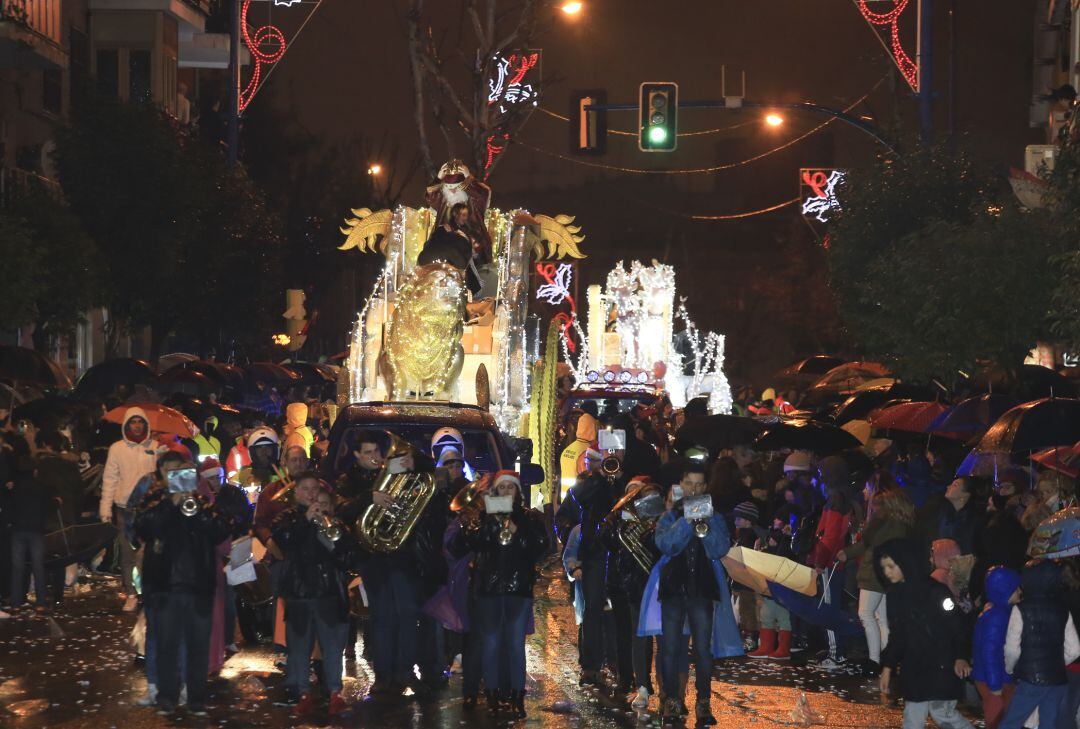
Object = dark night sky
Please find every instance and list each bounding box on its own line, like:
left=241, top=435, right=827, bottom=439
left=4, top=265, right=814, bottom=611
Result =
left=252, top=0, right=1042, bottom=380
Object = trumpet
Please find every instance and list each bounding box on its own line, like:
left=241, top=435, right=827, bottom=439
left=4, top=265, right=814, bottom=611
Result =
left=497, top=515, right=515, bottom=546
left=692, top=520, right=710, bottom=538
left=269, top=464, right=296, bottom=502
left=316, top=515, right=342, bottom=542
left=180, top=495, right=200, bottom=517
left=601, top=451, right=621, bottom=480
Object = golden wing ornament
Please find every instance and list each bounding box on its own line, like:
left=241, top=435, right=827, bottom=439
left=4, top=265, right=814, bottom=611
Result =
left=339, top=208, right=393, bottom=254
left=529, top=213, right=586, bottom=260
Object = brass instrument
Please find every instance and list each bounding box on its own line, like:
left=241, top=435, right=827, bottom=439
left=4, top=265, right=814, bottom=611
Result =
left=601, top=452, right=621, bottom=478
left=610, top=484, right=662, bottom=574
left=180, top=495, right=200, bottom=517
left=497, top=515, right=515, bottom=546
left=693, top=520, right=710, bottom=538
left=317, top=515, right=342, bottom=543
left=356, top=431, right=437, bottom=553
left=269, top=465, right=296, bottom=502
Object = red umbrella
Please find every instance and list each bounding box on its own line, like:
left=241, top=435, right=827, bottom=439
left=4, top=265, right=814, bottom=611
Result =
left=868, top=401, right=949, bottom=434
left=1030, top=443, right=1080, bottom=479
left=104, top=403, right=197, bottom=438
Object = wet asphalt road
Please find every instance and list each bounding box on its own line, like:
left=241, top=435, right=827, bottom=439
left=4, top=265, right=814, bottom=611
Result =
left=0, top=571, right=930, bottom=728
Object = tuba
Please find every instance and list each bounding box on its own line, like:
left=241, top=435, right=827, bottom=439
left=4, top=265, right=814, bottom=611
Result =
left=611, top=485, right=662, bottom=575
left=356, top=431, right=437, bottom=553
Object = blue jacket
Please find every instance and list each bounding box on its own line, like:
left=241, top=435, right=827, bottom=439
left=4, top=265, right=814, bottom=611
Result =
left=971, top=566, right=1021, bottom=691
left=655, top=508, right=731, bottom=601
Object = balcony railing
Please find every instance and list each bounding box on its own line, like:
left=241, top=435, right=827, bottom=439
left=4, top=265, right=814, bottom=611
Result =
left=1, top=0, right=62, bottom=46
left=0, top=167, right=62, bottom=209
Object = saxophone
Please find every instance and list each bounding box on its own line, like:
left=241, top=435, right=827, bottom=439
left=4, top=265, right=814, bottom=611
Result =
left=356, top=431, right=437, bottom=553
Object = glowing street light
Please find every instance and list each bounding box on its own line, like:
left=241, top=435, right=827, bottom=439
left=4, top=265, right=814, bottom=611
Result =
left=367, top=164, right=382, bottom=175
left=560, top=1, right=583, bottom=15
left=765, top=113, right=784, bottom=127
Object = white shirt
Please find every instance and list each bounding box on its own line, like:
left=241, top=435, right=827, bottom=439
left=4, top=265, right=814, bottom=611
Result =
left=1004, top=605, right=1080, bottom=674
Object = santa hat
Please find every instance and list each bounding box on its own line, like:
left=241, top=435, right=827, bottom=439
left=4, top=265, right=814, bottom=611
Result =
left=492, top=470, right=521, bottom=490
left=199, top=457, right=224, bottom=482
left=437, top=446, right=464, bottom=467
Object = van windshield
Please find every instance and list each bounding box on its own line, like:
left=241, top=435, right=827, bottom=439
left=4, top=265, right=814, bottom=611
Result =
left=331, top=424, right=503, bottom=478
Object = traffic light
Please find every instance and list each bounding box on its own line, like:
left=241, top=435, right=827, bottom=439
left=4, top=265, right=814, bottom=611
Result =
left=571, top=89, right=607, bottom=155
left=639, top=82, right=677, bottom=152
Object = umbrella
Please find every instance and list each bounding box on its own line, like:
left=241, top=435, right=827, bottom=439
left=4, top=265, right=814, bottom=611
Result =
left=970, top=364, right=1077, bottom=400
left=853, top=377, right=898, bottom=392
left=243, top=362, right=300, bottom=386
left=0, top=346, right=71, bottom=389
left=812, top=361, right=891, bottom=391
left=157, top=367, right=219, bottom=395
left=720, top=546, right=816, bottom=597
left=283, top=362, right=336, bottom=384
left=774, top=356, right=846, bottom=379
left=766, top=581, right=863, bottom=636
left=166, top=361, right=245, bottom=390
left=1028, top=507, right=1080, bottom=559
left=956, top=451, right=1015, bottom=478
left=752, top=419, right=863, bottom=455
left=970, top=398, right=1080, bottom=456
left=157, top=352, right=199, bottom=372
left=926, top=394, right=1020, bottom=441
left=44, top=521, right=117, bottom=567
left=1030, top=443, right=1080, bottom=479
left=11, top=395, right=88, bottom=429
left=72, top=358, right=156, bottom=399
left=104, top=403, right=197, bottom=438
left=868, top=401, right=949, bottom=434
left=673, top=414, right=766, bottom=454
left=830, top=391, right=906, bottom=425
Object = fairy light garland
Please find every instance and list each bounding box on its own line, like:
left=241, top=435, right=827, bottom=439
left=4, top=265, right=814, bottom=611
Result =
left=239, top=0, right=286, bottom=112
left=854, top=0, right=917, bottom=90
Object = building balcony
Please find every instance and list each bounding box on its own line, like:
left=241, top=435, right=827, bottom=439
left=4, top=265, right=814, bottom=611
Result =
left=179, top=30, right=249, bottom=69
left=89, top=0, right=209, bottom=33
left=0, top=0, right=67, bottom=68
left=0, top=167, right=62, bottom=209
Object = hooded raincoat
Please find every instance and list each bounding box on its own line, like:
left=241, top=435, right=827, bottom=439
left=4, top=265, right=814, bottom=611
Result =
left=99, top=407, right=159, bottom=520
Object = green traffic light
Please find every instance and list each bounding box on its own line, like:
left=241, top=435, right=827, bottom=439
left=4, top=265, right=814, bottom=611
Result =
left=648, top=126, right=668, bottom=144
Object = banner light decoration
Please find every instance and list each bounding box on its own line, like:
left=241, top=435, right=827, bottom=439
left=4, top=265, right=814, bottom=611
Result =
left=535, top=262, right=578, bottom=353
left=239, top=0, right=323, bottom=112
left=485, top=50, right=541, bottom=173
left=800, top=169, right=846, bottom=223
left=855, top=0, right=917, bottom=91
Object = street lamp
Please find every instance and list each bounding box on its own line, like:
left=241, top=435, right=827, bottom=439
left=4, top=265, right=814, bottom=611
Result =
left=560, top=1, right=583, bottom=15
left=764, top=113, right=784, bottom=127
left=367, top=164, right=382, bottom=175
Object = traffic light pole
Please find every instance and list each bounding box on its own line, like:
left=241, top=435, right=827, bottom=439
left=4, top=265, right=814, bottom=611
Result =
left=585, top=99, right=898, bottom=155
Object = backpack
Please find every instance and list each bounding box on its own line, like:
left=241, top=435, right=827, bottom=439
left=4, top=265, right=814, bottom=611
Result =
left=790, top=511, right=819, bottom=556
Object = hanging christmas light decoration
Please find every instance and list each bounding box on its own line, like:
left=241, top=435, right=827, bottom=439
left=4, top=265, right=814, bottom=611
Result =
left=239, top=0, right=324, bottom=111
left=855, top=0, right=917, bottom=91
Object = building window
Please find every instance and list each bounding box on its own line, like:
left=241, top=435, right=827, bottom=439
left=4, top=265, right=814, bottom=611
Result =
left=129, top=50, right=152, bottom=103
left=70, top=28, right=88, bottom=111
left=96, top=49, right=119, bottom=97
left=42, top=68, right=62, bottom=114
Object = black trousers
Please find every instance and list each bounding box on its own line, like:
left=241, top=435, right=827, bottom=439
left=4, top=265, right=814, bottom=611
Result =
left=613, top=592, right=654, bottom=692
left=579, top=559, right=607, bottom=672
left=148, top=591, right=213, bottom=707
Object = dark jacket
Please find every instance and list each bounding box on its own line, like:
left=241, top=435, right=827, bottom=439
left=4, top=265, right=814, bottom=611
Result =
left=599, top=511, right=659, bottom=599
left=554, top=473, right=621, bottom=561
left=655, top=505, right=731, bottom=601
left=919, top=494, right=984, bottom=555
left=8, top=470, right=57, bottom=534
left=335, top=464, right=379, bottom=526
left=271, top=506, right=364, bottom=620
left=134, top=490, right=235, bottom=597
left=876, top=538, right=969, bottom=702
left=844, top=514, right=910, bottom=592
left=971, top=509, right=1028, bottom=603
left=450, top=506, right=549, bottom=597
left=1013, top=560, right=1071, bottom=686
left=971, top=566, right=1022, bottom=691
left=34, top=452, right=83, bottom=529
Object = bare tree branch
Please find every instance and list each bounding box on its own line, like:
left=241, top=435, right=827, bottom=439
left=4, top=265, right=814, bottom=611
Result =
left=406, top=0, right=436, bottom=178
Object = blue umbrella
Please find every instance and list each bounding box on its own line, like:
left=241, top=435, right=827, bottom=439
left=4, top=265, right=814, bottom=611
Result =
left=766, top=581, right=863, bottom=636
left=1028, top=507, right=1080, bottom=559
left=926, top=394, right=1019, bottom=441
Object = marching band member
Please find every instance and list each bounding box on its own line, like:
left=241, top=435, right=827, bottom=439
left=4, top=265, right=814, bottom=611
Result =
left=271, top=476, right=363, bottom=716
left=650, top=464, right=739, bottom=725
left=451, top=471, right=548, bottom=718
left=135, top=460, right=237, bottom=717
left=600, top=476, right=662, bottom=707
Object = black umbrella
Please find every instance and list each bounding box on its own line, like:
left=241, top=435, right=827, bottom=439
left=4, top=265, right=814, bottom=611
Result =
left=244, top=362, right=300, bottom=386
left=166, top=361, right=245, bottom=390
left=157, top=367, right=219, bottom=396
left=0, top=346, right=71, bottom=389
left=773, top=355, right=847, bottom=388
left=72, top=358, right=156, bottom=399
left=284, top=362, right=336, bottom=384
left=753, top=419, right=863, bottom=455
left=969, top=398, right=1080, bottom=456
left=673, top=414, right=766, bottom=454
left=44, top=521, right=117, bottom=567
left=11, top=395, right=88, bottom=429
left=969, top=364, right=1077, bottom=400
